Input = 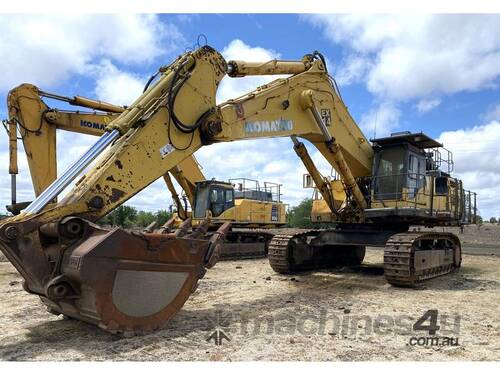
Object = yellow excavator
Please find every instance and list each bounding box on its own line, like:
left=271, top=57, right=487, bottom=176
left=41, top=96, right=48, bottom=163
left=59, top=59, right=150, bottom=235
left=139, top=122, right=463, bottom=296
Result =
left=4, top=83, right=286, bottom=258
left=4, top=83, right=205, bottom=215
left=0, top=46, right=476, bottom=334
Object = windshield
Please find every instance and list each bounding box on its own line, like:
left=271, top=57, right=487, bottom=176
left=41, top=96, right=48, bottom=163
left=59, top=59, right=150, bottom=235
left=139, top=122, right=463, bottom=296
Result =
left=376, top=147, right=406, bottom=177
left=373, top=146, right=406, bottom=200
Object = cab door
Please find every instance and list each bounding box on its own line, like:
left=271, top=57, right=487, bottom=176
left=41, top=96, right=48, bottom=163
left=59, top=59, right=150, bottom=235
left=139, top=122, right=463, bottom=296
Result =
left=407, top=152, right=425, bottom=199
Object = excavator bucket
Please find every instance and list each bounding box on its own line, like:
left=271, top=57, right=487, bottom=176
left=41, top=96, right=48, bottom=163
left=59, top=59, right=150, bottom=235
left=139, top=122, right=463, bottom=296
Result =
left=0, top=218, right=230, bottom=335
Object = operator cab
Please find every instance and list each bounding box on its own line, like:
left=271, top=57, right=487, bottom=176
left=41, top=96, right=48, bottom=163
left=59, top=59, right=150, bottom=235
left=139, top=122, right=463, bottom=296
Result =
left=193, top=180, right=235, bottom=218
left=370, top=131, right=449, bottom=200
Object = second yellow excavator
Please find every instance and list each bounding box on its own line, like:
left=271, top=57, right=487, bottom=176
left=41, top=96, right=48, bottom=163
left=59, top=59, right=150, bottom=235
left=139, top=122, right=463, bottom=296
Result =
left=0, top=46, right=476, bottom=335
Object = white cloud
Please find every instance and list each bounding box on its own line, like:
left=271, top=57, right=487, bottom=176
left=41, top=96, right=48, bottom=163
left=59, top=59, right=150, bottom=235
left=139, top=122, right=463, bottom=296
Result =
left=416, top=98, right=441, bottom=113
left=0, top=14, right=184, bottom=91
left=0, top=14, right=186, bottom=213
left=335, top=54, right=372, bottom=86
left=483, top=102, right=500, bottom=122
left=359, top=102, right=401, bottom=138
left=217, top=39, right=282, bottom=103
left=176, top=14, right=201, bottom=24
left=92, top=60, right=145, bottom=106
left=438, top=120, right=500, bottom=219
left=308, top=15, right=500, bottom=100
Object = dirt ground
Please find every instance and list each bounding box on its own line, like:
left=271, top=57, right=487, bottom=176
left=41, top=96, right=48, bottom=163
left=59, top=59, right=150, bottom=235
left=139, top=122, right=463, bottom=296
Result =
left=0, top=225, right=499, bottom=361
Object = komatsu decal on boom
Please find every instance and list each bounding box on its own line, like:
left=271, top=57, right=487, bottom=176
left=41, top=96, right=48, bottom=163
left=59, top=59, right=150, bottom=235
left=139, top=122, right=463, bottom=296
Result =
left=0, top=46, right=476, bottom=335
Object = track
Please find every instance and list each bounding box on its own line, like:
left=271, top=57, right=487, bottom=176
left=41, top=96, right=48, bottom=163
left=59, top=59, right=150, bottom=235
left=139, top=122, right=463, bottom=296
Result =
left=268, top=229, right=318, bottom=273
left=383, top=231, right=461, bottom=287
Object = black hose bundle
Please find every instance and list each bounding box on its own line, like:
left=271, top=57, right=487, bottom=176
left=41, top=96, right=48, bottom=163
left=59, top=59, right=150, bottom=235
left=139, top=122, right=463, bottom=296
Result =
left=165, top=57, right=216, bottom=150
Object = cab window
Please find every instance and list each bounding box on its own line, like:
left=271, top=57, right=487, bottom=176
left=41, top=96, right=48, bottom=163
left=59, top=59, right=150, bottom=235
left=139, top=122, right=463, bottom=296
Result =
left=225, top=189, right=234, bottom=203
left=435, top=177, right=448, bottom=195
left=373, top=146, right=406, bottom=199
left=209, top=187, right=234, bottom=217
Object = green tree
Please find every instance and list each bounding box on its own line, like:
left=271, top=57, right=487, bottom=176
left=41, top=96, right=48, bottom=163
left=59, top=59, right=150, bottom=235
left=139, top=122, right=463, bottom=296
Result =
left=116, top=206, right=137, bottom=228
left=155, top=209, right=172, bottom=226
left=97, top=213, right=113, bottom=226
left=97, top=206, right=172, bottom=228
left=135, top=211, right=156, bottom=227
left=287, top=198, right=316, bottom=228
left=489, top=217, right=497, bottom=224
left=104, top=205, right=137, bottom=228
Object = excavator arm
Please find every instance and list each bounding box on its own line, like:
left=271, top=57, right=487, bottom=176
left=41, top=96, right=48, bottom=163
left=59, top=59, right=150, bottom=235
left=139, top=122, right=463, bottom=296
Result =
left=5, top=50, right=372, bottom=230
left=53, top=53, right=371, bottom=223
left=6, top=84, right=123, bottom=212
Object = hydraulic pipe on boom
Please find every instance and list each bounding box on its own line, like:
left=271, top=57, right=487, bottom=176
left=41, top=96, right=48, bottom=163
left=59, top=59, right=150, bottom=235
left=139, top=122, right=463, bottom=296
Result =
left=38, top=90, right=126, bottom=113
left=8, top=118, right=17, bottom=210
left=23, top=129, right=120, bottom=214
left=226, top=59, right=310, bottom=77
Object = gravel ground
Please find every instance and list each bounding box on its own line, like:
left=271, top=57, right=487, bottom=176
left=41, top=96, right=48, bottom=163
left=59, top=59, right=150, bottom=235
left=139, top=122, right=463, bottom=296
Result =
left=0, top=246, right=498, bottom=361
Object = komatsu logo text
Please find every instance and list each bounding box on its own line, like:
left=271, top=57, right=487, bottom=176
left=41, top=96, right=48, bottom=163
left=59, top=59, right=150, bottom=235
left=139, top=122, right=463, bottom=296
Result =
left=80, top=120, right=106, bottom=131
left=244, top=119, right=293, bottom=134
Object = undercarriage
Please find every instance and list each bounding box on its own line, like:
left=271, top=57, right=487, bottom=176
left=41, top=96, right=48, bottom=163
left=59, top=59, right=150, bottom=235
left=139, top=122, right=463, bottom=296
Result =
left=268, top=224, right=461, bottom=287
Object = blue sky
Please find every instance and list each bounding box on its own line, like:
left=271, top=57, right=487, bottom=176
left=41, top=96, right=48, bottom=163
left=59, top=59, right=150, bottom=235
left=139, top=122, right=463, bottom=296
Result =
left=0, top=14, right=499, bottom=218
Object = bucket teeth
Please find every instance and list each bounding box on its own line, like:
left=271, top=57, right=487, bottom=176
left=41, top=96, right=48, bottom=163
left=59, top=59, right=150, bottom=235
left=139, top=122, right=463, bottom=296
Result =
left=144, top=221, right=158, bottom=233
left=205, top=222, right=231, bottom=268
left=188, top=217, right=210, bottom=239
left=174, top=218, right=192, bottom=237
left=158, top=217, right=175, bottom=234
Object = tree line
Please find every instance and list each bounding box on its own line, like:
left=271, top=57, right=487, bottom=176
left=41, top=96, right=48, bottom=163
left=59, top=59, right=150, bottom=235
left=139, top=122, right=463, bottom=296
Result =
left=97, top=206, right=172, bottom=228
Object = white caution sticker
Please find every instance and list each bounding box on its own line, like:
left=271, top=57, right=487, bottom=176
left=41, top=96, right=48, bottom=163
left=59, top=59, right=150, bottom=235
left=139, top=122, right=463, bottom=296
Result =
left=159, top=143, right=175, bottom=158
